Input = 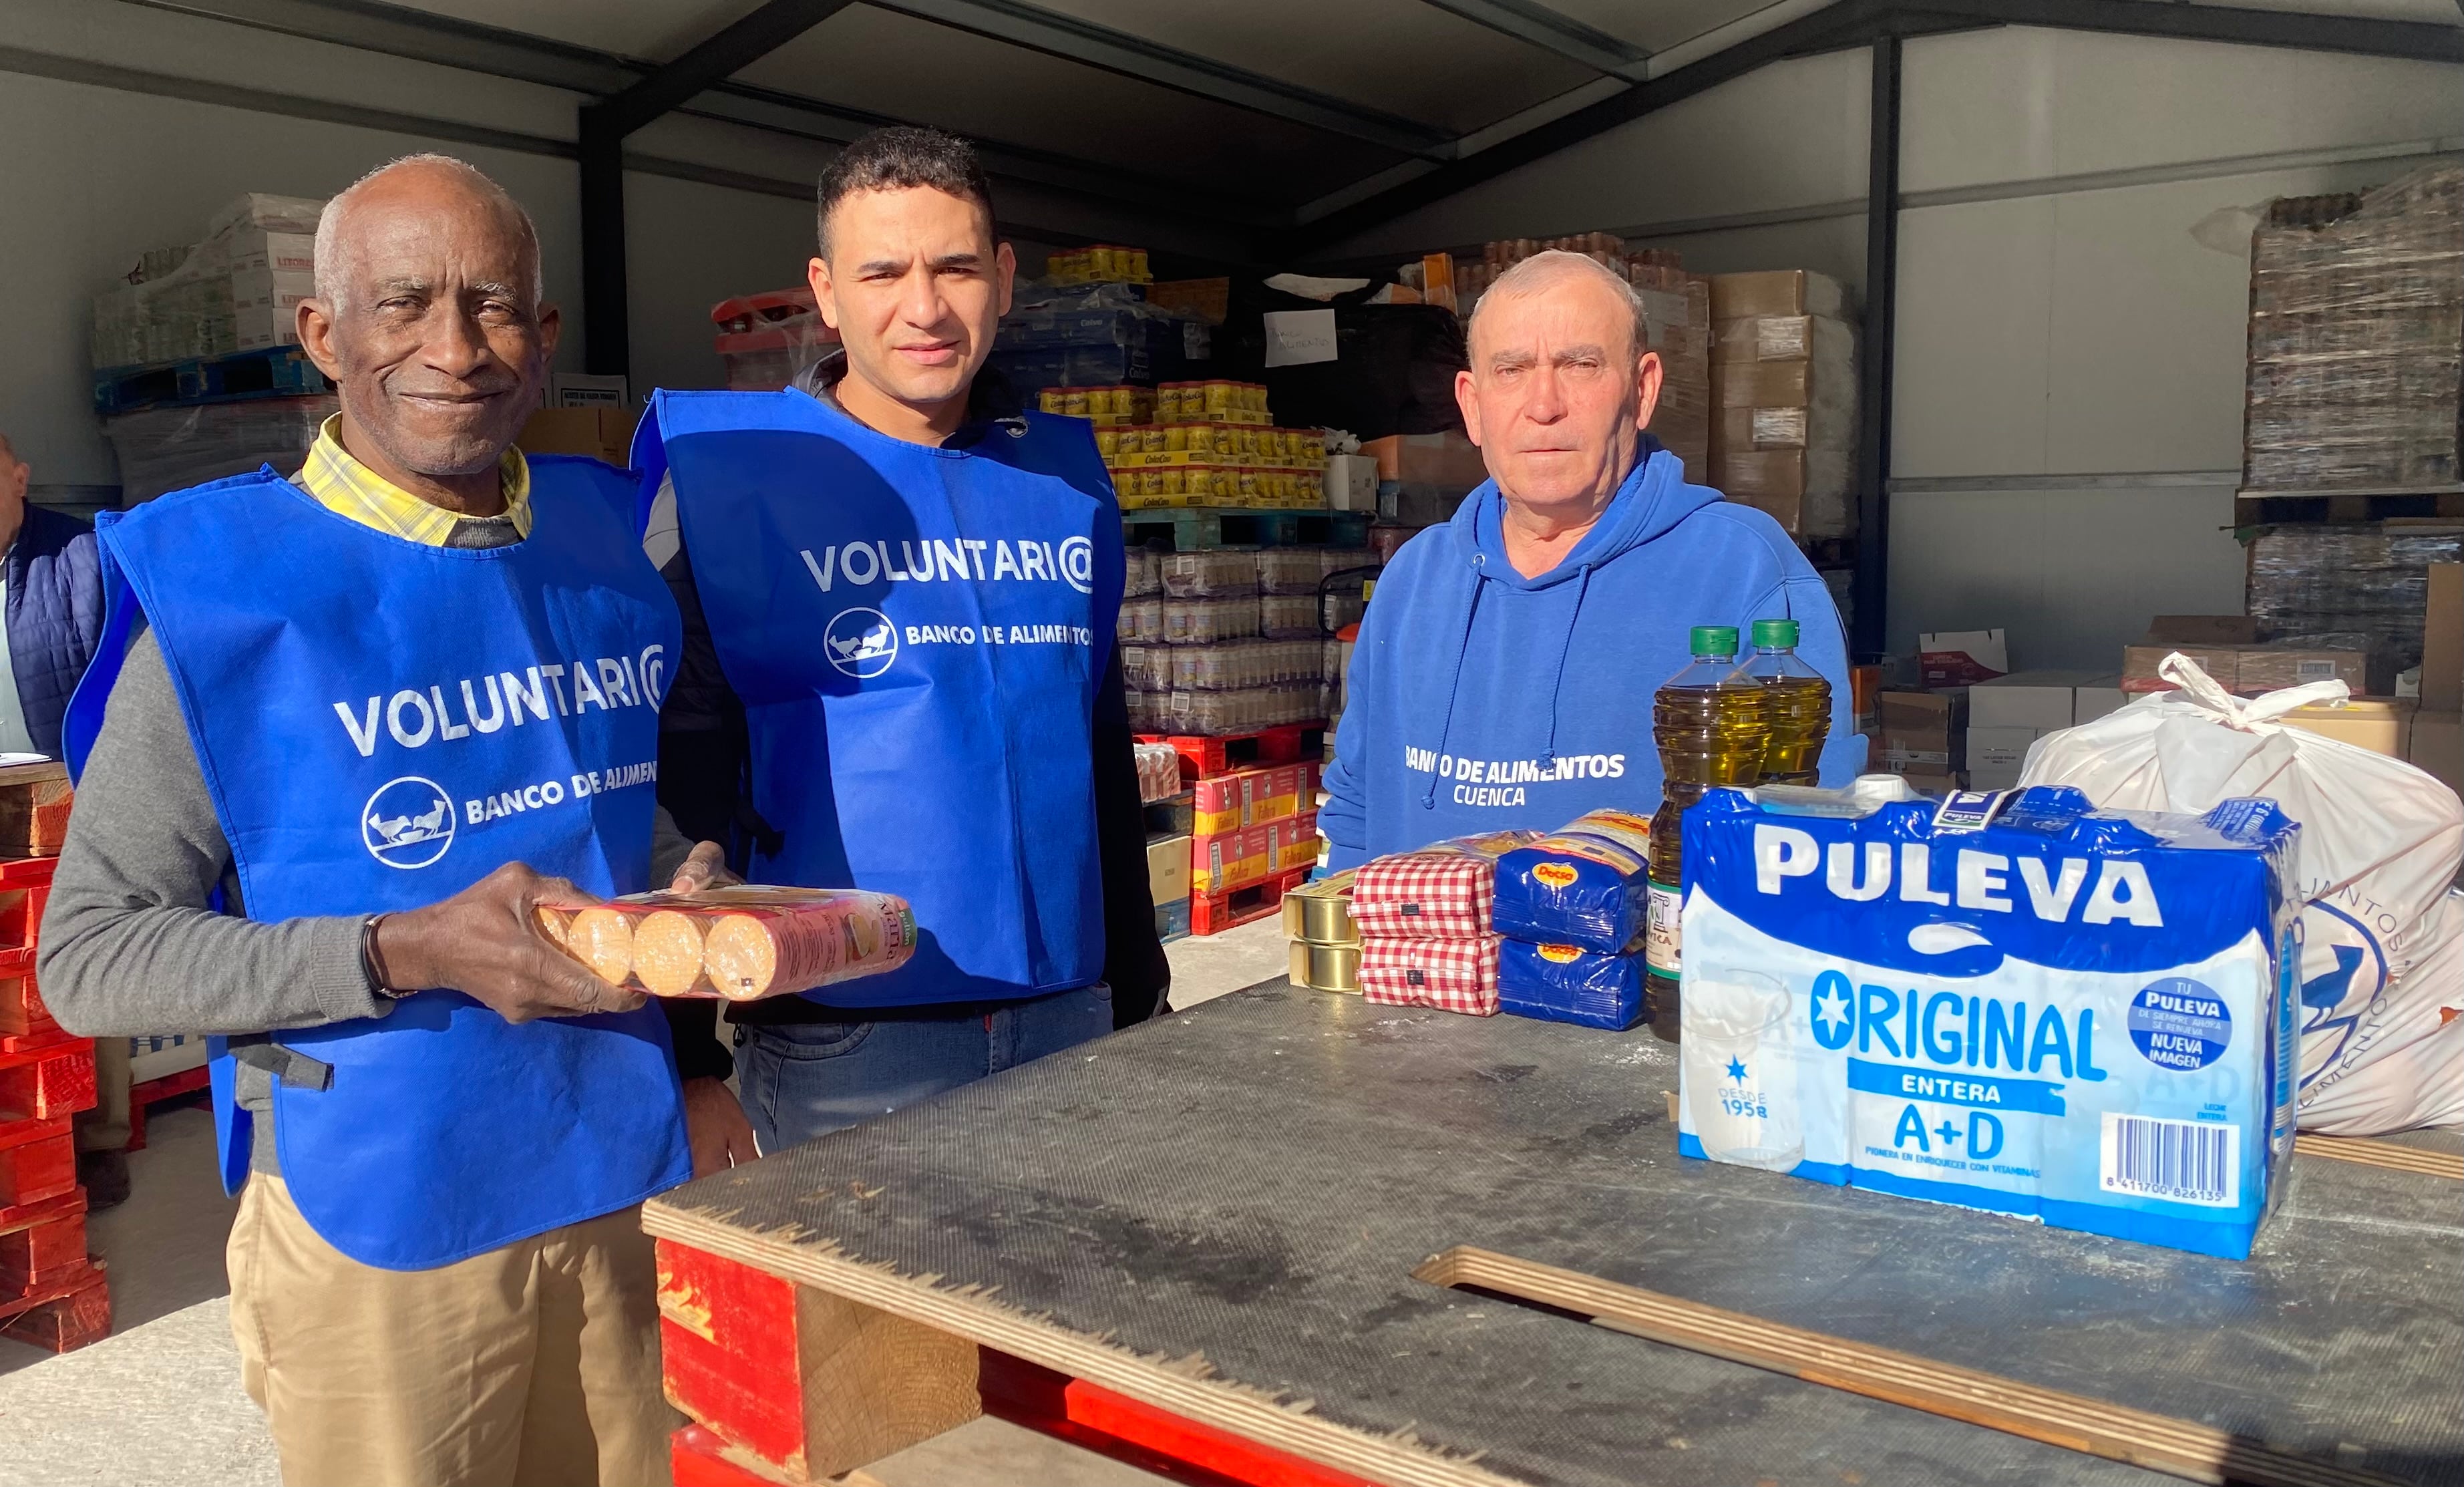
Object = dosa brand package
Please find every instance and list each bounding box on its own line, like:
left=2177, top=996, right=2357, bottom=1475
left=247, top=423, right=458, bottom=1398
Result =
left=538, top=885, right=916, bottom=1001
left=1491, top=809, right=1656, bottom=953
left=1677, top=785, right=2302, bottom=1259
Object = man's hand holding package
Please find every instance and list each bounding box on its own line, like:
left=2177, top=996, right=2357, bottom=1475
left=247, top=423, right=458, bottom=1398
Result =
left=667, top=839, right=759, bottom=1174
left=371, top=862, right=647, bottom=1021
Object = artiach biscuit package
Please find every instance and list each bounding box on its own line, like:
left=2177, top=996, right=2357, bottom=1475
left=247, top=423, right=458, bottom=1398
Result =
left=537, top=885, right=916, bottom=1001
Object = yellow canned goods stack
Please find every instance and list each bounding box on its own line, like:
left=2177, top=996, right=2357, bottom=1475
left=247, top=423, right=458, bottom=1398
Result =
left=1038, top=385, right=1155, bottom=428
left=1045, top=244, right=1154, bottom=286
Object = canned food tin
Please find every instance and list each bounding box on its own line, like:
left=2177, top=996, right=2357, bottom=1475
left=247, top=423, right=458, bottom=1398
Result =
left=1095, top=429, right=1119, bottom=460
left=1039, top=389, right=1065, bottom=414
left=1061, top=388, right=1089, bottom=418
left=1288, top=940, right=1360, bottom=993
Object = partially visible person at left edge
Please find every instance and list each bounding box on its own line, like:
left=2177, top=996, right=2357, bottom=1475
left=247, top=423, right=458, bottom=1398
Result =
left=37, top=154, right=746, bottom=1487
left=1320, top=250, right=1862, bottom=868
left=639, top=126, right=1168, bottom=1152
left=0, top=434, right=125, bottom=1210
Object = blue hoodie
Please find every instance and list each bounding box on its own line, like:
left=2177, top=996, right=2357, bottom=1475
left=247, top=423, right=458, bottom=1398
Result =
left=1320, top=440, right=1865, bottom=870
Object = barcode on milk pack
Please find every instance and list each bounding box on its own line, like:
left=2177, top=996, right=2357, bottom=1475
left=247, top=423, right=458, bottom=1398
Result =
left=2100, top=1114, right=2238, bottom=1207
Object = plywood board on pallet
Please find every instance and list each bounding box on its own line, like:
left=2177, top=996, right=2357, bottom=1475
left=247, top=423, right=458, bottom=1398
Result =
left=644, top=987, right=2463, bottom=1487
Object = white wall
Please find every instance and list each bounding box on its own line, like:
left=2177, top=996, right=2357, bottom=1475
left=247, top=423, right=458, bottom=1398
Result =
left=1326, top=25, right=2464, bottom=669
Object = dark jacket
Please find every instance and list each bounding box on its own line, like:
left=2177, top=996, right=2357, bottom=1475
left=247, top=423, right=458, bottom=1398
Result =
left=7, top=506, right=106, bottom=759
left=655, top=357, right=1170, bottom=1055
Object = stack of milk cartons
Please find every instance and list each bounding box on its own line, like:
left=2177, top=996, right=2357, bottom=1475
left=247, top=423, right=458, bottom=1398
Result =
left=1677, top=780, right=2302, bottom=1259
left=1487, top=810, right=1658, bottom=1030
left=1347, top=832, right=1540, bottom=1013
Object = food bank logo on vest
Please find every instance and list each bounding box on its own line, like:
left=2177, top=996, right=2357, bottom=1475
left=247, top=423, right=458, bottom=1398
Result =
left=824, top=607, right=898, bottom=678
left=363, top=776, right=455, bottom=869
left=800, top=534, right=1095, bottom=595
left=329, top=649, right=668, bottom=758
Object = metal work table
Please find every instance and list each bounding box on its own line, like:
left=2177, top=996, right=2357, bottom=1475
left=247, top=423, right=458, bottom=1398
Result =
left=645, top=980, right=2463, bottom=1486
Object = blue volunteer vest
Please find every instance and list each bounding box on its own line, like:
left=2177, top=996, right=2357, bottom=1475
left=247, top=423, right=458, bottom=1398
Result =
left=637, top=389, right=1121, bottom=1007
left=62, top=460, right=691, bottom=1270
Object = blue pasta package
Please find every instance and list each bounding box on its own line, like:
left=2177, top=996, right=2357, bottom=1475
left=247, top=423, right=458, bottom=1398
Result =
left=1498, top=940, right=1645, bottom=1030
left=1676, top=784, right=2303, bottom=1260
left=1492, top=808, right=1657, bottom=953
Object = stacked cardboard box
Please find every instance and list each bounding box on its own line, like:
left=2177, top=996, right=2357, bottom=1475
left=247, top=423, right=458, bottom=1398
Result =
left=1708, top=271, right=1858, bottom=536
left=2242, top=164, right=2461, bottom=494
left=1188, top=764, right=1320, bottom=897
left=1876, top=690, right=1966, bottom=793
left=1966, top=671, right=2123, bottom=789
left=91, top=194, right=326, bottom=367
left=2119, top=615, right=2389, bottom=697
left=2413, top=564, right=2461, bottom=794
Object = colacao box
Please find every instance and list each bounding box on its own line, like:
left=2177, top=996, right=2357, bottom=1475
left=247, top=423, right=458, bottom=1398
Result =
left=1677, top=784, right=2301, bottom=1259
left=1192, top=763, right=1314, bottom=836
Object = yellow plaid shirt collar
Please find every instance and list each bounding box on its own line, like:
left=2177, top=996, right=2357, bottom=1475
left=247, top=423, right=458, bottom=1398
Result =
left=296, top=415, right=532, bottom=545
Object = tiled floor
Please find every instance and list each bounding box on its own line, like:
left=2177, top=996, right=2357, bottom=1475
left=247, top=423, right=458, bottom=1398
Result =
left=0, top=917, right=1290, bottom=1487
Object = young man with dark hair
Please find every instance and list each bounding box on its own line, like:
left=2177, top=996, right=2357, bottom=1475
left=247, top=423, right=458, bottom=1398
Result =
left=641, top=126, right=1168, bottom=1150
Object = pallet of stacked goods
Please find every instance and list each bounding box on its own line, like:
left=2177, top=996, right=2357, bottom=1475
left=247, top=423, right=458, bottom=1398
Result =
left=2235, top=165, right=2464, bottom=747
left=1706, top=270, right=1860, bottom=548
left=92, top=194, right=339, bottom=503
left=0, top=764, right=108, bottom=1354
left=708, top=287, right=840, bottom=391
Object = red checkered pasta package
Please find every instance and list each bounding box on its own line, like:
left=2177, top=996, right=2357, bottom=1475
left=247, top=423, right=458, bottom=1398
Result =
left=1349, top=831, right=1543, bottom=939
left=1359, top=935, right=1504, bottom=1015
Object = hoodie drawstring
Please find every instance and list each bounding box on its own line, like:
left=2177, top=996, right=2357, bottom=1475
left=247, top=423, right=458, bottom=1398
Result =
left=1421, top=556, right=1488, bottom=810
left=1541, top=562, right=1594, bottom=767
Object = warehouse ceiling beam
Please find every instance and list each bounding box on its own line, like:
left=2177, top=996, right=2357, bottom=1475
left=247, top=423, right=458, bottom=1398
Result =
left=864, top=0, right=1457, bottom=159
left=580, top=0, right=859, bottom=378
left=1407, top=0, right=1650, bottom=77
left=1281, top=0, right=1900, bottom=255
left=126, top=0, right=1255, bottom=220
left=1290, top=0, right=2461, bottom=255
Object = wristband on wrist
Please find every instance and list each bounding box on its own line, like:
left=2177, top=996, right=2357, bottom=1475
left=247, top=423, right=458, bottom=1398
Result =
left=361, top=913, right=406, bottom=999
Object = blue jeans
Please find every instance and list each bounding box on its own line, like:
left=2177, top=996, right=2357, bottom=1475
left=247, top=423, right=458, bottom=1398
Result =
left=736, top=983, right=1114, bottom=1152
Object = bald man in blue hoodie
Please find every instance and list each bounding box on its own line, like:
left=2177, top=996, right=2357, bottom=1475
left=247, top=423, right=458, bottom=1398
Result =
left=1320, top=251, right=1864, bottom=868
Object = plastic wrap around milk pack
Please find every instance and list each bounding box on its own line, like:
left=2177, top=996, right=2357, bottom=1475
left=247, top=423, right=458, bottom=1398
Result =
left=1677, top=783, right=2302, bottom=1259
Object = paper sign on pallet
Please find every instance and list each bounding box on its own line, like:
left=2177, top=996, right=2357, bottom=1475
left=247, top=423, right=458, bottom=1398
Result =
left=1678, top=782, right=2302, bottom=1259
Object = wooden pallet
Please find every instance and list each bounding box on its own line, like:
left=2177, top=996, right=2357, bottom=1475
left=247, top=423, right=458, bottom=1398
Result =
left=1139, top=723, right=1324, bottom=780
left=1122, top=507, right=1372, bottom=552
left=0, top=1039, right=96, bottom=1126
left=1190, top=867, right=1310, bottom=938
left=1, top=1191, right=87, bottom=1293
left=0, top=764, right=70, bottom=862
left=1419, top=1246, right=2397, bottom=1487
left=0, top=1263, right=110, bottom=1353
left=126, top=1063, right=214, bottom=1154
left=2236, top=485, right=2464, bottom=526
left=91, top=345, right=332, bottom=415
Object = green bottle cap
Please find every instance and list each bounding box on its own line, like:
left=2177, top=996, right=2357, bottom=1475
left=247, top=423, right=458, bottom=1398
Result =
left=1751, top=619, right=1800, bottom=648
left=1690, top=625, right=1739, bottom=657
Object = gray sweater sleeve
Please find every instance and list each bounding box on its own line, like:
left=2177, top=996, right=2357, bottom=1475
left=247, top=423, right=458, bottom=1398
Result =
left=35, top=628, right=389, bottom=1039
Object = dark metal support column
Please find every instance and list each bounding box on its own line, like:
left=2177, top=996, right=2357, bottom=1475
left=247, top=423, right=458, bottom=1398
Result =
left=1852, top=31, right=1900, bottom=663
left=578, top=107, right=629, bottom=378
left=573, top=0, right=857, bottom=384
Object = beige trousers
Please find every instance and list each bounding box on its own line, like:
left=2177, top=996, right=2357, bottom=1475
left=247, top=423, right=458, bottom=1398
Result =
left=226, top=1174, right=679, bottom=1487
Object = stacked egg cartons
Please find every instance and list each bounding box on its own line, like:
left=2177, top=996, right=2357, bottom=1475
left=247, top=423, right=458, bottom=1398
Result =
left=0, top=763, right=109, bottom=1353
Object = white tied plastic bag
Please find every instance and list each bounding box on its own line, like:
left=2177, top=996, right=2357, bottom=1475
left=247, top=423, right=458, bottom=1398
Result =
left=2019, top=653, right=2463, bottom=1133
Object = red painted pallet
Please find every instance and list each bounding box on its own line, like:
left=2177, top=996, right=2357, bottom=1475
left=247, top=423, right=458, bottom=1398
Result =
left=0, top=969, right=53, bottom=1044
left=1, top=1198, right=86, bottom=1293
left=0, top=1039, right=94, bottom=1125
left=1138, top=723, right=1325, bottom=782
left=0, top=1264, right=110, bottom=1353
left=0, top=1119, right=74, bottom=1206
left=126, top=1063, right=214, bottom=1154
left=982, top=1351, right=1375, bottom=1487
left=1190, top=867, right=1310, bottom=938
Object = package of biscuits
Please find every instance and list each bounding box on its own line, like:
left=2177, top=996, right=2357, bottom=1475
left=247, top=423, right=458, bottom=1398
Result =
left=535, top=885, right=916, bottom=1001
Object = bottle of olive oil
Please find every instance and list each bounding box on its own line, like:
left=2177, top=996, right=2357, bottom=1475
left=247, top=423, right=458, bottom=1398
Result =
left=1646, top=627, right=1769, bottom=1041
left=1743, top=619, right=1831, bottom=786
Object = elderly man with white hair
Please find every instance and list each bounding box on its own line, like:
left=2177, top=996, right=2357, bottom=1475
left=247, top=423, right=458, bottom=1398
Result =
left=38, top=155, right=743, bottom=1487
left=1321, top=249, right=1862, bottom=860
